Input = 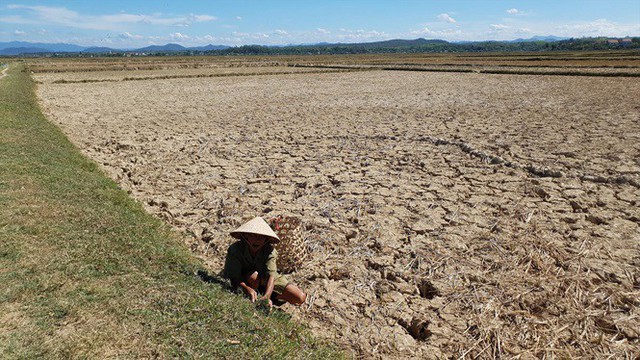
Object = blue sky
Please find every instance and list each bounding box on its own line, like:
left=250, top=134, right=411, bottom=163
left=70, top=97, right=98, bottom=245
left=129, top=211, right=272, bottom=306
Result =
left=1, top=1, right=639, bottom=47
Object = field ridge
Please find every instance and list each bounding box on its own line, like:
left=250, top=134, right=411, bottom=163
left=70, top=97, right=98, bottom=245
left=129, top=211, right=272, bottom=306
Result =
left=289, top=63, right=640, bottom=77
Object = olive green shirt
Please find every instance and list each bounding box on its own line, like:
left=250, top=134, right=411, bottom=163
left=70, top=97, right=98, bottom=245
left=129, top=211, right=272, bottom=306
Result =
left=223, top=241, right=279, bottom=286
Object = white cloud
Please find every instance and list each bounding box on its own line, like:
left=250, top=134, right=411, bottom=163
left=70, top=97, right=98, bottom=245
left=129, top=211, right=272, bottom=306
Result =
left=236, top=16, right=242, bottom=20
left=14, top=29, right=26, bottom=36
left=0, top=16, right=28, bottom=24
left=223, top=28, right=391, bottom=45
left=515, top=28, right=532, bottom=34
left=506, top=8, right=529, bottom=16
left=191, top=14, right=216, bottom=22
left=410, top=27, right=462, bottom=39
left=557, top=18, right=640, bottom=37
left=335, top=28, right=389, bottom=41
left=231, top=31, right=271, bottom=40
left=411, top=27, right=432, bottom=35
left=2, top=5, right=216, bottom=31
left=169, top=32, right=190, bottom=41
left=490, top=24, right=509, bottom=31
left=118, top=32, right=143, bottom=40
left=8, top=4, right=78, bottom=21
left=4, top=5, right=81, bottom=27
left=439, top=29, right=462, bottom=36
left=437, top=13, right=456, bottom=23
left=316, top=28, right=330, bottom=34
left=173, top=14, right=217, bottom=26
left=101, top=13, right=153, bottom=24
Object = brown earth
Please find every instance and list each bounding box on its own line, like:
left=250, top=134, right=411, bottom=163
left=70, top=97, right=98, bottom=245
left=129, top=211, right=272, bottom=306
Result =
left=35, top=65, right=639, bottom=358
left=26, top=51, right=640, bottom=73
left=32, top=66, right=354, bottom=83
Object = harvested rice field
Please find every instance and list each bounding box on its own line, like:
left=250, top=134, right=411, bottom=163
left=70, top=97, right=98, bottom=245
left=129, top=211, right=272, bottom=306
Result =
left=33, top=55, right=639, bottom=359
left=32, top=66, right=355, bottom=84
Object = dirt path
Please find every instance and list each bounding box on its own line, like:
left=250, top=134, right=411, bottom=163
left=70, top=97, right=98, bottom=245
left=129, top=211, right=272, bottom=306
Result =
left=36, top=70, right=640, bottom=359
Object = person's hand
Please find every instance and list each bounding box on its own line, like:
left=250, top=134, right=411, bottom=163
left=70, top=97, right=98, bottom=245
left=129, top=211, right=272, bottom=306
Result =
left=259, top=295, right=273, bottom=308
left=244, top=287, right=258, bottom=302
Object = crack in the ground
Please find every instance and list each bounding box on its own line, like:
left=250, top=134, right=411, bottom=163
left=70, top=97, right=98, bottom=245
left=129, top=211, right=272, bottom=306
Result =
left=273, top=132, right=639, bottom=188
left=409, top=135, right=639, bottom=188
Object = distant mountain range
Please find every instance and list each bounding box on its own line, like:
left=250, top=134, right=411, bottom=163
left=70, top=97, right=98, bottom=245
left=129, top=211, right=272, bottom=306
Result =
left=0, top=41, right=229, bottom=55
left=0, top=36, right=636, bottom=56
left=313, top=38, right=449, bottom=48
left=511, top=35, right=569, bottom=43
left=0, top=41, right=87, bottom=53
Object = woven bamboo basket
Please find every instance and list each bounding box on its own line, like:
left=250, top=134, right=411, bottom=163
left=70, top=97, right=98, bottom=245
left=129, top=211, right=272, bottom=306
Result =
left=269, top=216, right=307, bottom=273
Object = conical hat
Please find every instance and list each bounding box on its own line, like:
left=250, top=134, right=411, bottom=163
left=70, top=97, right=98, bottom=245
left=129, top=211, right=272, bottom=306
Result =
left=230, top=217, right=280, bottom=243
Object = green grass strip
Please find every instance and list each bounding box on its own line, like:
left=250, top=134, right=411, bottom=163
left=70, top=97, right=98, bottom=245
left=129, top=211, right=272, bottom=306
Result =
left=0, top=63, right=340, bottom=358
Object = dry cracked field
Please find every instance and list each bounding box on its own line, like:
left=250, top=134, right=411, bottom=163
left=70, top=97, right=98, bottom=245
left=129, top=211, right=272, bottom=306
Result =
left=33, top=56, right=639, bottom=359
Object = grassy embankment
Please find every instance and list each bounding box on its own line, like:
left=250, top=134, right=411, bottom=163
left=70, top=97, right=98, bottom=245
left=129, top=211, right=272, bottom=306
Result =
left=0, top=63, right=339, bottom=358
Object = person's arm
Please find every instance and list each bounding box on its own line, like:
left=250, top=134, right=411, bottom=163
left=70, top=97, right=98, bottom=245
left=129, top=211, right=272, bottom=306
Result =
left=260, top=248, right=279, bottom=305
left=261, top=275, right=276, bottom=303
left=239, top=281, right=258, bottom=302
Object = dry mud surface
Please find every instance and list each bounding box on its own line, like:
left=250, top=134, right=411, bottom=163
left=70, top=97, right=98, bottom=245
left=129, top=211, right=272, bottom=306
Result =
left=36, top=69, right=639, bottom=358
left=33, top=66, right=349, bottom=83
